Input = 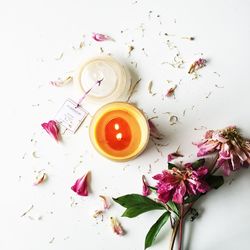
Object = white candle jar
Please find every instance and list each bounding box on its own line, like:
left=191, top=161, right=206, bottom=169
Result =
left=74, top=56, right=131, bottom=106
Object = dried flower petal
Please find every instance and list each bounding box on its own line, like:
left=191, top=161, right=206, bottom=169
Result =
left=71, top=171, right=90, bottom=196
left=93, top=210, right=104, bottom=218
left=50, top=76, right=73, bottom=87
left=142, top=175, right=151, bottom=196
left=33, top=172, right=47, bottom=185
left=92, top=33, right=113, bottom=42
left=110, top=217, right=124, bottom=235
left=188, top=58, right=207, bottom=74
left=41, top=120, right=60, bottom=141
left=99, top=195, right=110, bottom=209
left=167, top=152, right=184, bottom=162
left=128, top=45, right=134, bottom=56
left=148, top=119, right=163, bottom=140
left=166, top=85, right=177, bottom=97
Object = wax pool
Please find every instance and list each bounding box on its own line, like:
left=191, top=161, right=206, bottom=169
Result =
left=89, top=102, right=149, bottom=161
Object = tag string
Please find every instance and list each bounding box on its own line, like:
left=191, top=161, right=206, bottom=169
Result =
left=75, top=78, right=104, bottom=108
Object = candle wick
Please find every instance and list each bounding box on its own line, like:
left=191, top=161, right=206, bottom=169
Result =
left=75, top=78, right=104, bottom=108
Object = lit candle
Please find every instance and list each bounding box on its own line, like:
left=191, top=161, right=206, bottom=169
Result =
left=89, top=102, right=149, bottom=161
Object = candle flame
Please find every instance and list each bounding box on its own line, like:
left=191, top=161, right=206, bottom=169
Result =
left=116, top=133, right=123, bottom=140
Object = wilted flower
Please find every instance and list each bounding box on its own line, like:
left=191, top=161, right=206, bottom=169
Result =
left=41, top=120, right=60, bottom=141
left=153, top=164, right=209, bottom=204
left=195, top=126, right=250, bottom=175
left=142, top=175, right=151, bottom=196
left=110, top=217, right=124, bottom=235
left=71, top=171, right=90, bottom=196
left=92, top=33, right=113, bottom=42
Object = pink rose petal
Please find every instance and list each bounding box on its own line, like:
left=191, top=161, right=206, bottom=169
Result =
left=71, top=171, right=90, bottom=196
left=41, top=120, right=60, bottom=141
left=92, top=33, right=113, bottom=42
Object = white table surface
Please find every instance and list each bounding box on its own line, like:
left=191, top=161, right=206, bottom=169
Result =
left=1, top=0, right=250, bottom=250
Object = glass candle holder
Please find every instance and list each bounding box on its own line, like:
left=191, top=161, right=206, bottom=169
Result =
left=74, top=56, right=131, bottom=105
left=89, top=102, right=149, bottom=161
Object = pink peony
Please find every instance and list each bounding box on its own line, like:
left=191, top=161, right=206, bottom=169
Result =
left=153, top=164, right=209, bottom=204
left=195, top=126, right=250, bottom=176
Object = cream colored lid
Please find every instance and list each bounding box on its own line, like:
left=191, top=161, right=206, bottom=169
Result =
left=74, top=56, right=131, bottom=104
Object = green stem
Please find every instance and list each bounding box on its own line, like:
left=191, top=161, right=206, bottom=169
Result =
left=178, top=205, right=184, bottom=250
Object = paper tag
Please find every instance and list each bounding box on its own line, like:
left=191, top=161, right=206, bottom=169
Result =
left=55, top=99, right=88, bottom=133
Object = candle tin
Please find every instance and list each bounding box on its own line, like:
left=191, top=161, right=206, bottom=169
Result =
left=89, top=102, right=149, bottom=161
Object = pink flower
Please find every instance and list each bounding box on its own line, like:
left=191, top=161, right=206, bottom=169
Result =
left=188, top=58, right=207, bottom=74
left=41, top=120, right=60, bottom=141
left=195, top=126, right=250, bottom=175
left=142, top=175, right=151, bottom=196
left=153, top=164, right=209, bottom=204
left=92, top=33, right=113, bottom=42
left=71, top=171, right=90, bottom=196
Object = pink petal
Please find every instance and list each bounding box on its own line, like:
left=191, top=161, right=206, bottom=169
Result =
left=148, top=119, right=163, bottom=140
left=172, top=181, right=186, bottom=204
left=92, top=32, right=113, bottom=42
left=99, top=195, right=110, bottom=209
left=71, top=171, right=90, bottom=196
left=142, top=175, right=151, bottom=196
left=110, top=217, right=124, bottom=235
left=41, top=120, right=60, bottom=141
left=167, top=152, right=183, bottom=162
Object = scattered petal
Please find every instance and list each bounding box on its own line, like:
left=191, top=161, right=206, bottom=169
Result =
left=166, top=85, right=177, bottom=97
left=128, top=45, right=134, bottom=56
left=188, top=58, right=207, bottom=74
left=41, top=120, right=60, bottom=141
left=50, top=76, right=72, bottom=87
left=33, top=172, right=47, bottom=185
left=142, top=175, right=151, bottom=196
left=93, top=210, right=104, bottom=218
left=92, top=33, right=113, bottom=42
left=99, top=195, right=111, bottom=209
left=169, top=115, right=178, bottom=125
left=71, top=171, right=90, bottom=196
left=167, top=152, right=184, bottom=162
left=110, top=217, right=124, bottom=235
left=148, top=119, right=163, bottom=140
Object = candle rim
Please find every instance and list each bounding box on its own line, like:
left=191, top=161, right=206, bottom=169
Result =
left=89, top=102, right=150, bottom=162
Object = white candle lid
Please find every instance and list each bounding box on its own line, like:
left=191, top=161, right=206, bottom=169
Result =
left=74, top=56, right=131, bottom=105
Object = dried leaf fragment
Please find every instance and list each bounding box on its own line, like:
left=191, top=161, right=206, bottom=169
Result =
left=93, top=210, right=104, bottom=218
left=128, top=45, right=134, bottom=56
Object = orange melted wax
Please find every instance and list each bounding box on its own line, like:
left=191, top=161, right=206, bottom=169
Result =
left=95, top=110, right=141, bottom=158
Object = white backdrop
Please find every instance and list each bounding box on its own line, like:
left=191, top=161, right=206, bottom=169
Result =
left=1, top=0, right=250, bottom=250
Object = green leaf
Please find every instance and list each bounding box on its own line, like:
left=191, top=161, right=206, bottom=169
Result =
left=113, top=194, right=166, bottom=218
left=206, top=175, right=224, bottom=189
left=144, top=211, right=170, bottom=249
left=192, top=158, right=205, bottom=169
left=168, top=162, right=176, bottom=169
left=184, top=194, right=201, bottom=204
left=167, top=201, right=179, bottom=216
